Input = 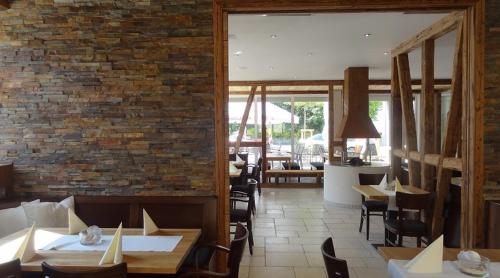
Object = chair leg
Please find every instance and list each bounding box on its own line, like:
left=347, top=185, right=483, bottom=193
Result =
left=417, top=237, right=422, bottom=247
left=366, top=211, right=370, bottom=241
left=257, top=181, right=261, bottom=195
left=247, top=219, right=254, bottom=255
left=397, top=235, right=403, bottom=247
left=384, top=228, right=388, bottom=246
left=359, top=209, right=364, bottom=233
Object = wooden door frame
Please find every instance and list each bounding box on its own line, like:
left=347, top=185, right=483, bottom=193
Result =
left=213, top=0, right=484, bottom=266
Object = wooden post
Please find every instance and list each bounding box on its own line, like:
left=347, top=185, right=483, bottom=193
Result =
left=261, top=86, right=267, bottom=184
left=234, top=86, right=256, bottom=154
left=391, top=57, right=402, bottom=181
left=328, top=84, right=335, bottom=162
left=432, top=21, right=464, bottom=240
left=397, top=53, right=421, bottom=187
left=420, top=39, right=436, bottom=192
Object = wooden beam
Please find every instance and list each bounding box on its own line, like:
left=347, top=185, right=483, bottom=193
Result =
left=261, top=87, right=267, bottom=184
left=409, top=151, right=421, bottom=162
left=392, top=11, right=463, bottom=56
left=397, top=53, right=421, bottom=188
left=229, top=90, right=329, bottom=95
left=443, top=157, right=463, bottom=171
left=391, top=57, right=403, bottom=181
left=424, top=154, right=441, bottom=166
left=393, top=148, right=408, bottom=159
left=0, top=0, right=10, bottom=9
left=222, top=0, right=476, bottom=13
left=229, top=79, right=451, bottom=87
left=234, top=87, right=256, bottom=154
left=420, top=39, right=437, bottom=192
left=328, top=85, right=335, bottom=162
left=432, top=21, right=464, bottom=240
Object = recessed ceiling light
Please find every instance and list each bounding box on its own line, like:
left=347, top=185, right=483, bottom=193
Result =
left=383, top=51, right=389, bottom=56
left=233, top=50, right=243, bottom=56
left=261, top=14, right=267, bottom=17
left=270, top=34, right=278, bottom=39
left=307, top=52, right=313, bottom=57
left=364, top=33, right=372, bottom=38
left=269, top=66, right=275, bottom=70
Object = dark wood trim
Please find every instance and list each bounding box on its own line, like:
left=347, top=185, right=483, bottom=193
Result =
left=221, top=0, right=475, bottom=13
left=390, top=57, right=402, bottom=181
left=0, top=0, right=9, bottom=9
left=261, top=86, right=267, bottom=183
left=228, top=79, right=451, bottom=87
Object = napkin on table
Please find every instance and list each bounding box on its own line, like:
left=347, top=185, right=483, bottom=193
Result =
left=405, top=235, right=444, bottom=273
left=68, top=208, right=88, bottom=235
left=14, top=224, right=36, bottom=263
left=394, top=177, right=405, bottom=193
left=99, top=223, right=123, bottom=265
left=143, top=209, right=160, bottom=235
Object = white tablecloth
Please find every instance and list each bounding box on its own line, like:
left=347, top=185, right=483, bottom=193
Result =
left=388, top=260, right=500, bottom=278
left=40, top=235, right=183, bottom=252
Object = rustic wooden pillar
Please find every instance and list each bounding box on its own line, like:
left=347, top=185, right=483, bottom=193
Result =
left=390, top=57, right=402, bottom=181
left=328, top=84, right=335, bottom=162
left=397, top=54, right=421, bottom=187
left=420, top=39, right=436, bottom=192
left=261, top=86, right=267, bottom=184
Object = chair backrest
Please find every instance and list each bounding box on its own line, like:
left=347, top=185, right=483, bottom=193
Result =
left=0, top=259, right=21, bottom=278
left=396, top=191, right=433, bottom=212
left=42, top=262, right=127, bottom=278
left=229, top=153, right=236, bottom=161
left=321, top=238, right=349, bottom=278
left=228, top=223, right=249, bottom=278
left=358, top=173, right=385, bottom=185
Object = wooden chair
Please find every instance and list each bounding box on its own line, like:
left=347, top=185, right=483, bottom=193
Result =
left=230, top=184, right=255, bottom=255
left=248, top=157, right=262, bottom=195
left=384, top=191, right=433, bottom=247
left=358, top=173, right=387, bottom=240
left=321, top=238, right=349, bottom=278
left=180, top=223, right=248, bottom=278
left=231, top=179, right=257, bottom=215
left=0, top=259, right=21, bottom=278
left=41, top=262, right=127, bottom=278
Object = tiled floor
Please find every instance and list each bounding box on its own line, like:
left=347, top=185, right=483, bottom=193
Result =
left=238, top=188, right=390, bottom=278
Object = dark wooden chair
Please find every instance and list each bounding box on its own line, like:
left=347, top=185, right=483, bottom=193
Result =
left=384, top=191, right=433, bottom=247
left=248, top=157, right=262, bottom=195
left=41, top=262, right=127, bottom=278
left=180, top=223, right=248, bottom=278
left=229, top=161, right=248, bottom=187
left=0, top=259, right=21, bottom=278
left=230, top=183, right=255, bottom=255
left=358, top=173, right=387, bottom=240
left=321, top=237, right=349, bottom=278
left=231, top=179, right=257, bottom=215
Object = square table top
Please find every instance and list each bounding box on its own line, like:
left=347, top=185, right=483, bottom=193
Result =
left=266, top=153, right=292, bottom=161
left=352, top=184, right=428, bottom=200
left=378, top=247, right=500, bottom=262
left=0, top=227, right=201, bottom=274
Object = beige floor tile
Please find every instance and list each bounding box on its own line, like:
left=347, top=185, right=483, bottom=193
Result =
left=336, top=248, right=375, bottom=258
left=352, top=267, right=388, bottom=278
left=266, top=243, right=304, bottom=253
left=277, top=230, right=299, bottom=237
left=239, top=266, right=250, bottom=278
left=276, top=225, right=308, bottom=232
left=305, top=253, right=325, bottom=267
left=253, top=228, right=277, bottom=237
left=294, top=267, right=327, bottom=278
left=255, top=222, right=275, bottom=228
left=306, top=225, right=329, bottom=232
left=265, top=237, right=289, bottom=244
left=275, top=218, right=305, bottom=225
left=241, top=256, right=266, bottom=267
left=248, top=267, right=295, bottom=278
left=266, top=252, right=309, bottom=267
left=301, top=244, right=322, bottom=253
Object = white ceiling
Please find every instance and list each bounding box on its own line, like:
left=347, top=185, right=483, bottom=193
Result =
left=229, top=12, right=456, bottom=81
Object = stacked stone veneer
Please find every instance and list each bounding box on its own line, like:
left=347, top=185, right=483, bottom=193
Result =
left=484, top=0, right=500, bottom=195
left=0, top=0, right=215, bottom=196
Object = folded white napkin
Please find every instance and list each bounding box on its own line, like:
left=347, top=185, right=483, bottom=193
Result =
left=394, top=177, right=405, bottom=193
left=143, top=209, right=159, bottom=236
left=99, top=223, right=123, bottom=265
left=14, top=224, right=36, bottom=263
left=68, top=208, right=88, bottom=234
left=405, top=235, right=443, bottom=273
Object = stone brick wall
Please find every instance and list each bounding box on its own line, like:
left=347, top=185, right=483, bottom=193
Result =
left=0, top=0, right=215, bottom=196
left=484, top=0, right=500, bottom=191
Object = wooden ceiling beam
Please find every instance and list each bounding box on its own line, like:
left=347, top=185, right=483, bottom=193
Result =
left=228, top=79, right=451, bottom=87
left=392, top=11, right=463, bottom=56
left=0, top=0, right=10, bottom=9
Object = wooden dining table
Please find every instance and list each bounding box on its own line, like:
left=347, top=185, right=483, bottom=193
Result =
left=229, top=161, right=242, bottom=178
left=378, top=247, right=500, bottom=262
left=266, top=152, right=292, bottom=169
left=0, top=227, right=201, bottom=275
left=352, top=184, right=429, bottom=201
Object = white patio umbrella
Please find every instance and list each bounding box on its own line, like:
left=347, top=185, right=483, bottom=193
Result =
left=228, top=102, right=299, bottom=124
